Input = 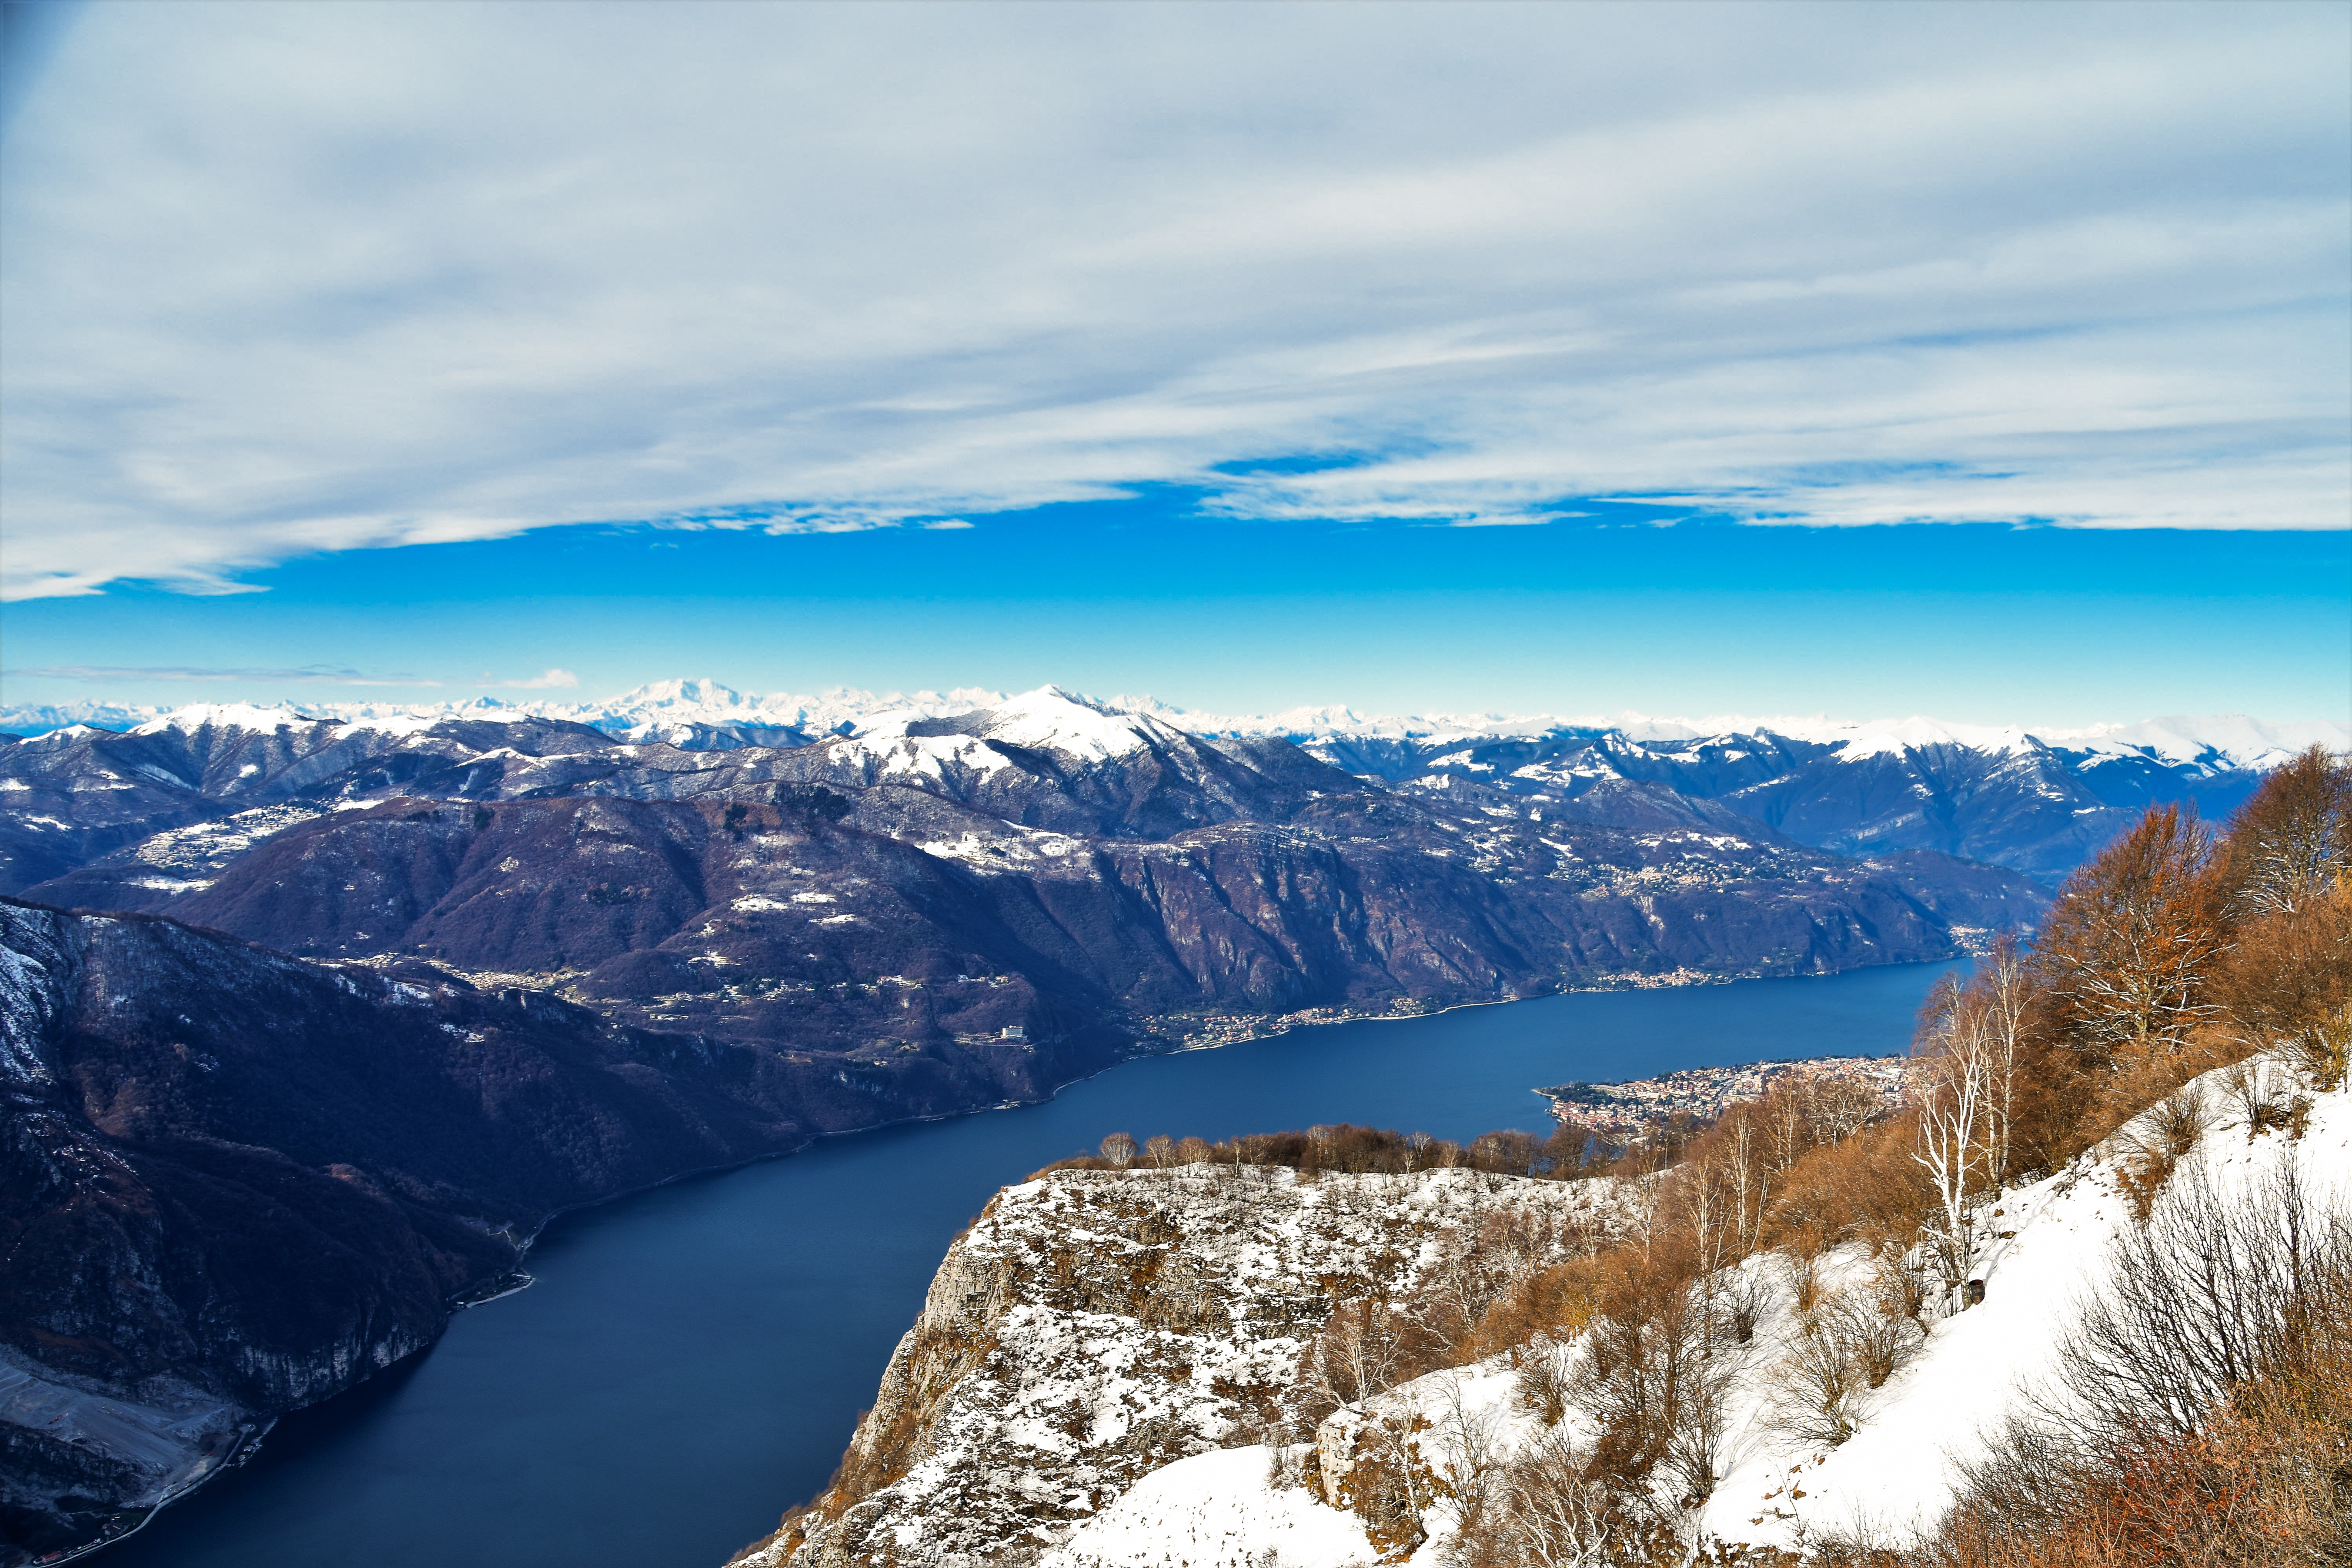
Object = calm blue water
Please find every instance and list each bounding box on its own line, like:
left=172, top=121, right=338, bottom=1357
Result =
left=101, top=961, right=1956, bottom=1568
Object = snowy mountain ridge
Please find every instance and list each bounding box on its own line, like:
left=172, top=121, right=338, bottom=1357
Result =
left=4, top=680, right=2339, bottom=774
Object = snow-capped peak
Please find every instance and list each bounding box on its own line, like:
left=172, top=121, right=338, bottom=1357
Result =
left=586, top=678, right=754, bottom=721
left=1757, top=715, right=2046, bottom=760
left=7, top=683, right=2338, bottom=778
left=2073, top=714, right=2348, bottom=772
left=972, top=686, right=1164, bottom=760
left=128, top=703, right=327, bottom=735
left=848, top=686, right=1165, bottom=763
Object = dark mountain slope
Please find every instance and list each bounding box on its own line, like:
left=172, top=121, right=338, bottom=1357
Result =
left=1310, top=726, right=2273, bottom=878
left=0, top=898, right=1117, bottom=1562
left=28, top=782, right=2036, bottom=1058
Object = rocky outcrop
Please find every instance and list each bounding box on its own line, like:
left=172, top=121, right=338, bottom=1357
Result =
left=738, top=1163, right=1625, bottom=1568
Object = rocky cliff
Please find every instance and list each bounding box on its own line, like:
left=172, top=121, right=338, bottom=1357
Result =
left=734, top=1161, right=1628, bottom=1567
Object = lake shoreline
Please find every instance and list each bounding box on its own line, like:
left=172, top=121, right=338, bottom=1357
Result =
left=90, top=955, right=1967, bottom=1568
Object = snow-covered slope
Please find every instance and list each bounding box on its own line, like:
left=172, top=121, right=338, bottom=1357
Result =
left=1688, top=1055, right=2348, bottom=1553
left=827, top=686, right=1170, bottom=778
left=1033, top=1054, right=2350, bottom=1566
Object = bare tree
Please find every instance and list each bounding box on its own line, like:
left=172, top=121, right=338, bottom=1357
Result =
left=1098, top=1131, right=1137, bottom=1168
left=1977, top=936, right=2030, bottom=1185
left=1719, top=1106, right=1765, bottom=1255
left=2054, top=1151, right=2349, bottom=1440
left=1765, top=1083, right=1812, bottom=1178
left=1913, top=976, right=1991, bottom=1309
left=1802, top=1073, right=1882, bottom=1146
left=1621, top=1141, right=1665, bottom=1266
left=1434, top=1372, right=1506, bottom=1543
left=1142, top=1134, right=1175, bottom=1169
left=1447, top=1427, right=1630, bottom=1568
left=1301, top=1298, right=1412, bottom=1420
left=1573, top=1279, right=1735, bottom=1510
left=2220, top=744, right=2352, bottom=920
left=1679, top=1158, right=1735, bottom=1351
left=1767, top=1281, right=1923, bottom=1449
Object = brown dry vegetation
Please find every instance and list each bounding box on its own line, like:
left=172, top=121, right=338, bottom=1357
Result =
left=1905, top=1156, right=2352, bottom=1568
left=1040, top=1119, right=1609, bottom=1182
left=1401, top=751, right=2350, bottom=1563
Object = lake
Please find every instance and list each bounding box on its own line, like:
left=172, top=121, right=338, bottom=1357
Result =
left=99, top=959, right=1959, bottom=1568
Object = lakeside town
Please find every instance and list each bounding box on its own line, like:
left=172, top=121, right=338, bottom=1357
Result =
left=1539, top=1054, right=1912, bottom=1136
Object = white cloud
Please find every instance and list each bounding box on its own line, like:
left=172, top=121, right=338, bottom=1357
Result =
left=503, top=668, right=579, bottom=690
left=1, top=664, right=436, bottom=686
left=1, top=1, right=2344, bottom=599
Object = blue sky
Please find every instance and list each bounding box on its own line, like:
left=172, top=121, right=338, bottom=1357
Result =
left=1, top=2, right=2347, bottom=724
left=6, top=504, right=2346, bottom=726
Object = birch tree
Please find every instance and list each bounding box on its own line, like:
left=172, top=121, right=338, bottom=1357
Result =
left=1913, top=977, right=1992, bottom=1309
left=1977, top=935, right=2030, bottom=1185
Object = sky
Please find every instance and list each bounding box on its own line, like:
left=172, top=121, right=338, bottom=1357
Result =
left=1, top=1, right=2346, bottom=726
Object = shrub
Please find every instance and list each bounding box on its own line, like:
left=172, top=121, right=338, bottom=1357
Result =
left=1514, top=1336, right=1573, bottom=1427
left=1919, top=1150, right=2352, bottom=1568
left=2113, top=1083, right=2206, bottom=1222
left=1764, top=1115, right=1936, bottom=1252
left=1571, top=1264, right=1739, bottom=1508
left=1445, top=1426, right=1682, bottom=1568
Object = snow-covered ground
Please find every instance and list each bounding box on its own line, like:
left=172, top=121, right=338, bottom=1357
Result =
left=1695, top=1056, right=2349, bottom=1553
left=1034, top=1054, right=2351, bottom=1566
left=1037, top=1445, right=1380, bottom=1568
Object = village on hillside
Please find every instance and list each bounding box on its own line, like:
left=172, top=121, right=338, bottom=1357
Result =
left=1539, top=1054, right=1910, bottom=1136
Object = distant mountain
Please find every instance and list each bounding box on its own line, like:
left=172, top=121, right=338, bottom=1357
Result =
left=4, top=684, right=2330, bottom=884
left=6, top=679, right=2335, bottom=768
left=1281, top=721, right=2313, bottom=880
left=5, top=689, right=2040, bottom=1045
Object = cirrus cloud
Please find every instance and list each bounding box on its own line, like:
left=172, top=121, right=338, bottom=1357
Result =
left=1, top=1, right=2344, bottom=601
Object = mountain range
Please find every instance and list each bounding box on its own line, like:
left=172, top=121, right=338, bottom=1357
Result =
left=0, top=682, right=2326, bottom=1560
left=4, top=686, right=2328, bottom=902
left=6, top=680, right=2336, bottom=768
